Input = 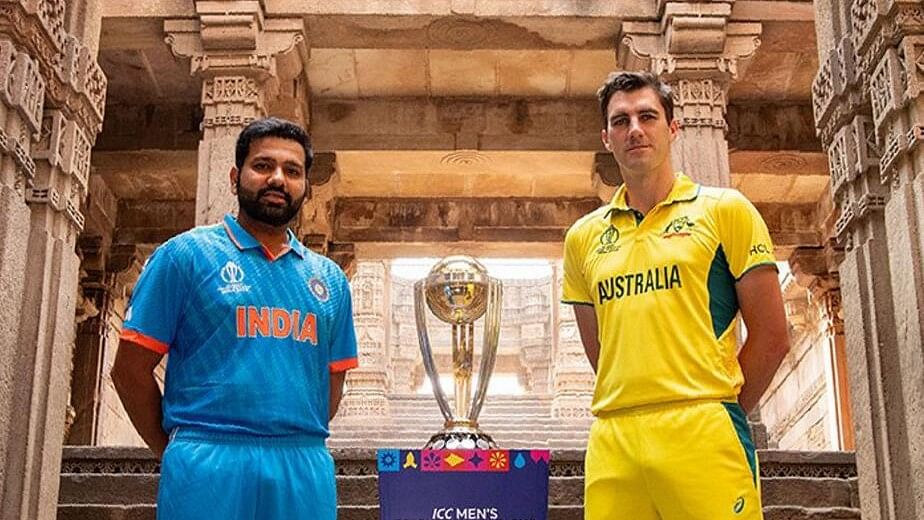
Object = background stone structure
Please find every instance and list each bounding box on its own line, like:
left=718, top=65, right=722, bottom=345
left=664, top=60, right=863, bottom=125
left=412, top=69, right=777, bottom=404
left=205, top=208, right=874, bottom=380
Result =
left=0, top=1, right=919, bottom=518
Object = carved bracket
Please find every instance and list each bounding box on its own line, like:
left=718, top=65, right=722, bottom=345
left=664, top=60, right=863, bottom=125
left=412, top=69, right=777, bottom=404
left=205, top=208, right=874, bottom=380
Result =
left=164, top=11, right=306, bottom=80
left=618, top=7, right=761, bottom=81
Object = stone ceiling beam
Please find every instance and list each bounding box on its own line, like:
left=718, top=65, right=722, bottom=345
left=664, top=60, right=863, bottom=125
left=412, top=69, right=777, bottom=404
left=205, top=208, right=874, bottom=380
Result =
left=110, top=195, right=825, bottom=254
left=310, top=97, right=819, bottom=153
left=330, top=196, right=825, bottom=250
left=102, top=1, right=813, bottom=21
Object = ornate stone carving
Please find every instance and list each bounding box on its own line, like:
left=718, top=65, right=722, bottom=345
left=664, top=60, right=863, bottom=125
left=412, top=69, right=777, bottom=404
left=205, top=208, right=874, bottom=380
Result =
left=901, top=35, right=924, bottom=103
left=0, top=126, right=35, bottom=191
left=202, top=76, right=261, bottom=104
left=853, top=116, right=881, bottom=179
left=440, top=150, right=489, bottom=167
left=671, top=78, right=727, bottom=129
left=27, top=110, right=88, bottom=229
left=427, top=17, right=491, bottom=47
left=619, top=1, right=762, bottom=80
left=828, top=128, right=850, bottom=197
left=0, top=2, right=106, bottom=136
left=850, top=0, right=879, bottom=54
left=870, top=47, right=905, bottom=133
left=164, top=16, right=306, bottom=79
left=0, top=42, right=44, bottom=134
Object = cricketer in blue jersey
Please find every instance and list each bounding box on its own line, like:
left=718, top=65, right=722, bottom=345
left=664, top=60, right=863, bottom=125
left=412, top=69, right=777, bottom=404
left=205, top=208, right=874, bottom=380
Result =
left=111, top=117, right=358, bottom=520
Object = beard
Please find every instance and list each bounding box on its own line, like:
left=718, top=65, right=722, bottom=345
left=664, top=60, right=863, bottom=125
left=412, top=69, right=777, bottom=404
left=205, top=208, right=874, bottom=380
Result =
left=237, top=182, right=306, bottom=227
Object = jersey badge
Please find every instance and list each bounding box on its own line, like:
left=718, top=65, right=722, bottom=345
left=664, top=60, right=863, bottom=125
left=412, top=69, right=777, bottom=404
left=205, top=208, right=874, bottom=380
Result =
left=308, top=277, right=330, bottom=303
left=219, top=261, right=251, bottom=294
left=661, top=215, right=695, bottom=238
left=595, top=225, right=621, bottom=254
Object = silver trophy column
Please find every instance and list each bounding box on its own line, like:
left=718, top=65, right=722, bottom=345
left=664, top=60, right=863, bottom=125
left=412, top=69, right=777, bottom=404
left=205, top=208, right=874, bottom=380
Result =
left=414, top=256, right=503, bottom=450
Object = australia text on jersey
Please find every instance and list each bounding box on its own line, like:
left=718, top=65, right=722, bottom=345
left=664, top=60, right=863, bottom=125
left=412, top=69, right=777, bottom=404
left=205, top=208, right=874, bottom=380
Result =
left=597, top=264, right=683, bottom=304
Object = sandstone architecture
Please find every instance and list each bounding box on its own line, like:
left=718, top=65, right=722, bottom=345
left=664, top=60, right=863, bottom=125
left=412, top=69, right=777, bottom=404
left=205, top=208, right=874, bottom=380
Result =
left=0, top=1, right=920, bottom=519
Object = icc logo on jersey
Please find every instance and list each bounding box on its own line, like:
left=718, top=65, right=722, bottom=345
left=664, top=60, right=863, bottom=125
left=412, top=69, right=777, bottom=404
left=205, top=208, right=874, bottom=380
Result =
left=219, top=261, right=251, bottom=294
left=596, top=225, right=621, bottom=254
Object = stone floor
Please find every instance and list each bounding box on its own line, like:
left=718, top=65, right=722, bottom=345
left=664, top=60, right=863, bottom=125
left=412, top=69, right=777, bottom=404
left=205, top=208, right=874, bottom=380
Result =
left=59, top=447, right=860, bottom=519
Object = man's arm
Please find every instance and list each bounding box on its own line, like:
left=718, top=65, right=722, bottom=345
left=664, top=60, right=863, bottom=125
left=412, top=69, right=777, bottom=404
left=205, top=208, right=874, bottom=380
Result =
left=572, top=304, right=600, bottom=374
left=736, top=266, right=791, bottom=413
left=111, top=340, right=168, bottom=457
left=329, top=370, right=347, bottom=421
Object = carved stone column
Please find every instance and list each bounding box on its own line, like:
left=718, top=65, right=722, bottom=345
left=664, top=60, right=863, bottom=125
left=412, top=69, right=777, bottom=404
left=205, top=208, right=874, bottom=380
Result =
left=0, top=2, right=106, bottom=518
left=516, top=277, right=552, bottom=395
left=550, top=262, right=594, bottom=421
left=165, top=3, right=306, bottom=225
left=388, top=277, right=422, bottom=394
left=67, top=236, right=108, bottom=445
left=337, top=261, right=390, bottom=422
left=788, top=245, right=854, bottom=451
left=0, top=34, right=45, bottom=515
left=618, top=2, right=761, bottom=187
left=812, top=2, right=924, bottom=518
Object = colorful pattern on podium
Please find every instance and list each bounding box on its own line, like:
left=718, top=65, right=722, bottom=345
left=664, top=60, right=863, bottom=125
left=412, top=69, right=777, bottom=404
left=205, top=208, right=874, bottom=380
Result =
left=378, top=449, right=550, bottom=520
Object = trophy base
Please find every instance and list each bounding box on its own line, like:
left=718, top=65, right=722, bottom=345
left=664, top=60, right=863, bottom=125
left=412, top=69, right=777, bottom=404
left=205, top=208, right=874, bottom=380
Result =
left=424, top=429, right=497, bottom=450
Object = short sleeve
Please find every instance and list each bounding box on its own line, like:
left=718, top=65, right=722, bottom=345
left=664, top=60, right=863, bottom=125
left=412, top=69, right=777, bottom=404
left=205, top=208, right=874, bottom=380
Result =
left=329, top=270, right=359, bottom=373
left=562, top=224, right=594, bottom=305
left=716, top=190, right=777, bottom=280
left=120, top=241, right=188, bottom=354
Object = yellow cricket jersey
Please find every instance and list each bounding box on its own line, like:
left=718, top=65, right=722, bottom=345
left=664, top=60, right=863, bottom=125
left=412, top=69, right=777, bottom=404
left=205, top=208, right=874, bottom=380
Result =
left=562, top=172, right=777, bottom=415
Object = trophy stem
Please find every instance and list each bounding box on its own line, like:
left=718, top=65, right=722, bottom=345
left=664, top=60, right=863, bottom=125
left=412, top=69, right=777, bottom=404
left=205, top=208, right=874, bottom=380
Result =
left=452, top=323, right=474, bottom=421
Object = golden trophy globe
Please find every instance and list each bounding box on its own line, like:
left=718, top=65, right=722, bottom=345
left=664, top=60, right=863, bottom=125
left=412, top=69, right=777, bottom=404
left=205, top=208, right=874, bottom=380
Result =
left=414, top=255, right=503, bottom=450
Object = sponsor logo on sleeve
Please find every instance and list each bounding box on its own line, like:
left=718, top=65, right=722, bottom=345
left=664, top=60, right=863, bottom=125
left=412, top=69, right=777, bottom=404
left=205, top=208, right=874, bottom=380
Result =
left=749, top=243, right=771, bottom=256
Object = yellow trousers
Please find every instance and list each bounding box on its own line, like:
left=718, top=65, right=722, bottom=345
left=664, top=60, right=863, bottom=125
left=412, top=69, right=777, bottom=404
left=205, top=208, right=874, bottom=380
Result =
left=584, top=400, right=762, bottom=520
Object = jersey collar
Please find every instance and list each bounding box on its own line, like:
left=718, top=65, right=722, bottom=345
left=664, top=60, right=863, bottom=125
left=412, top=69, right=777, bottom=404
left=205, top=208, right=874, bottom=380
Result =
left=605, top=172, right=700, bottom=218
left=222, top=213, right=306, bottom=260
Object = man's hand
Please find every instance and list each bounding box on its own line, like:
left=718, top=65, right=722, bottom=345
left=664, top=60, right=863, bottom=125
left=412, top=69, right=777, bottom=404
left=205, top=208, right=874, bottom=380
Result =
left=736, top=266, right=791, bottom=413
left=573, top=304, right=600, bottom=374
left=329, top=370, right=347, bottom=421
left=111, top=340, right=168, bottom=457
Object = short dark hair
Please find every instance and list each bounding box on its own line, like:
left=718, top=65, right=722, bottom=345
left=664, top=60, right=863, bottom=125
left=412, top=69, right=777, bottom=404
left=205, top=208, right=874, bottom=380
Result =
left=234, top=117, right=313, bottom=171
left=596, top=71, right=674, bottom=128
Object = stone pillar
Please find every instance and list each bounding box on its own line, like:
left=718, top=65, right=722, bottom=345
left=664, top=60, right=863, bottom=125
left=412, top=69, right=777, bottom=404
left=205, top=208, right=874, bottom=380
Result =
left=516, top=277, right=552, bottom=395
left=812, top=2, right=924, bottom=518
left=67, top=236, right=109, bottom=445
left=0, top=2, right=106, bottom=518
left=337, top=261, right=390, bottom=421
left=389, top=277, right=422, bottom=394
left=789, top=244, right=854, bottom=451
left=550, top=262, right=594, bottom=421
left=165, top=3, right=307, bottom=225
left=618, top=1, right=762, bottom=187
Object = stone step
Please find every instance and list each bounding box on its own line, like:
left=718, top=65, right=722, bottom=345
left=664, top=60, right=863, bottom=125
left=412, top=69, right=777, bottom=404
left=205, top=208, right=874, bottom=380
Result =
left=59, top=473, right=857, bottom=510
left=59, top=474, right=159, bottom=505
left=763, top=506, right=861, bottom=520
left=57, top=504, right=860, bottom=520
left=58, top=504, right=155, bottom=520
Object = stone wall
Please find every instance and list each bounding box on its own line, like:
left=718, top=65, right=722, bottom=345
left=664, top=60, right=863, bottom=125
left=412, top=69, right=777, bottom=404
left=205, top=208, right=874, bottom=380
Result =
left=762, top=275, right=837, bottom=451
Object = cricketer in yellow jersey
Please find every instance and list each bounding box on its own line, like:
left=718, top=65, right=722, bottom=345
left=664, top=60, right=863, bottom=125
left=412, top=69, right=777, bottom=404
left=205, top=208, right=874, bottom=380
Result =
left=562, top=71, right=791, bottom=520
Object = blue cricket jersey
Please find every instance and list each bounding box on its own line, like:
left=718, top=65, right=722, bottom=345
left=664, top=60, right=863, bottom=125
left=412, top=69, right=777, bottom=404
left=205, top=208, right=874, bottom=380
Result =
left=121, top=214, right=358, bottom=438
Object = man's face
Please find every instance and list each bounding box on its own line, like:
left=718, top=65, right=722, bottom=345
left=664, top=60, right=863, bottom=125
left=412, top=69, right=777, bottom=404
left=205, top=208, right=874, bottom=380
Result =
left=232, top=136, right=308, bottom=227
left=601, top=87, right=679, bottom=174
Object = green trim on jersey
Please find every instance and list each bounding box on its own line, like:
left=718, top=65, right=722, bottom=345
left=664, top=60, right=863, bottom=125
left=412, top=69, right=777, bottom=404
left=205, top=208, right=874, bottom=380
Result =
left=707, top=245, right=739, bottom=340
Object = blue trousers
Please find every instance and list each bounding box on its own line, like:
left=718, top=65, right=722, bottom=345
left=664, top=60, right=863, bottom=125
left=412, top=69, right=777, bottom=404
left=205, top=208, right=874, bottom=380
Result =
left=157, top=428, right=336, bottom=520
